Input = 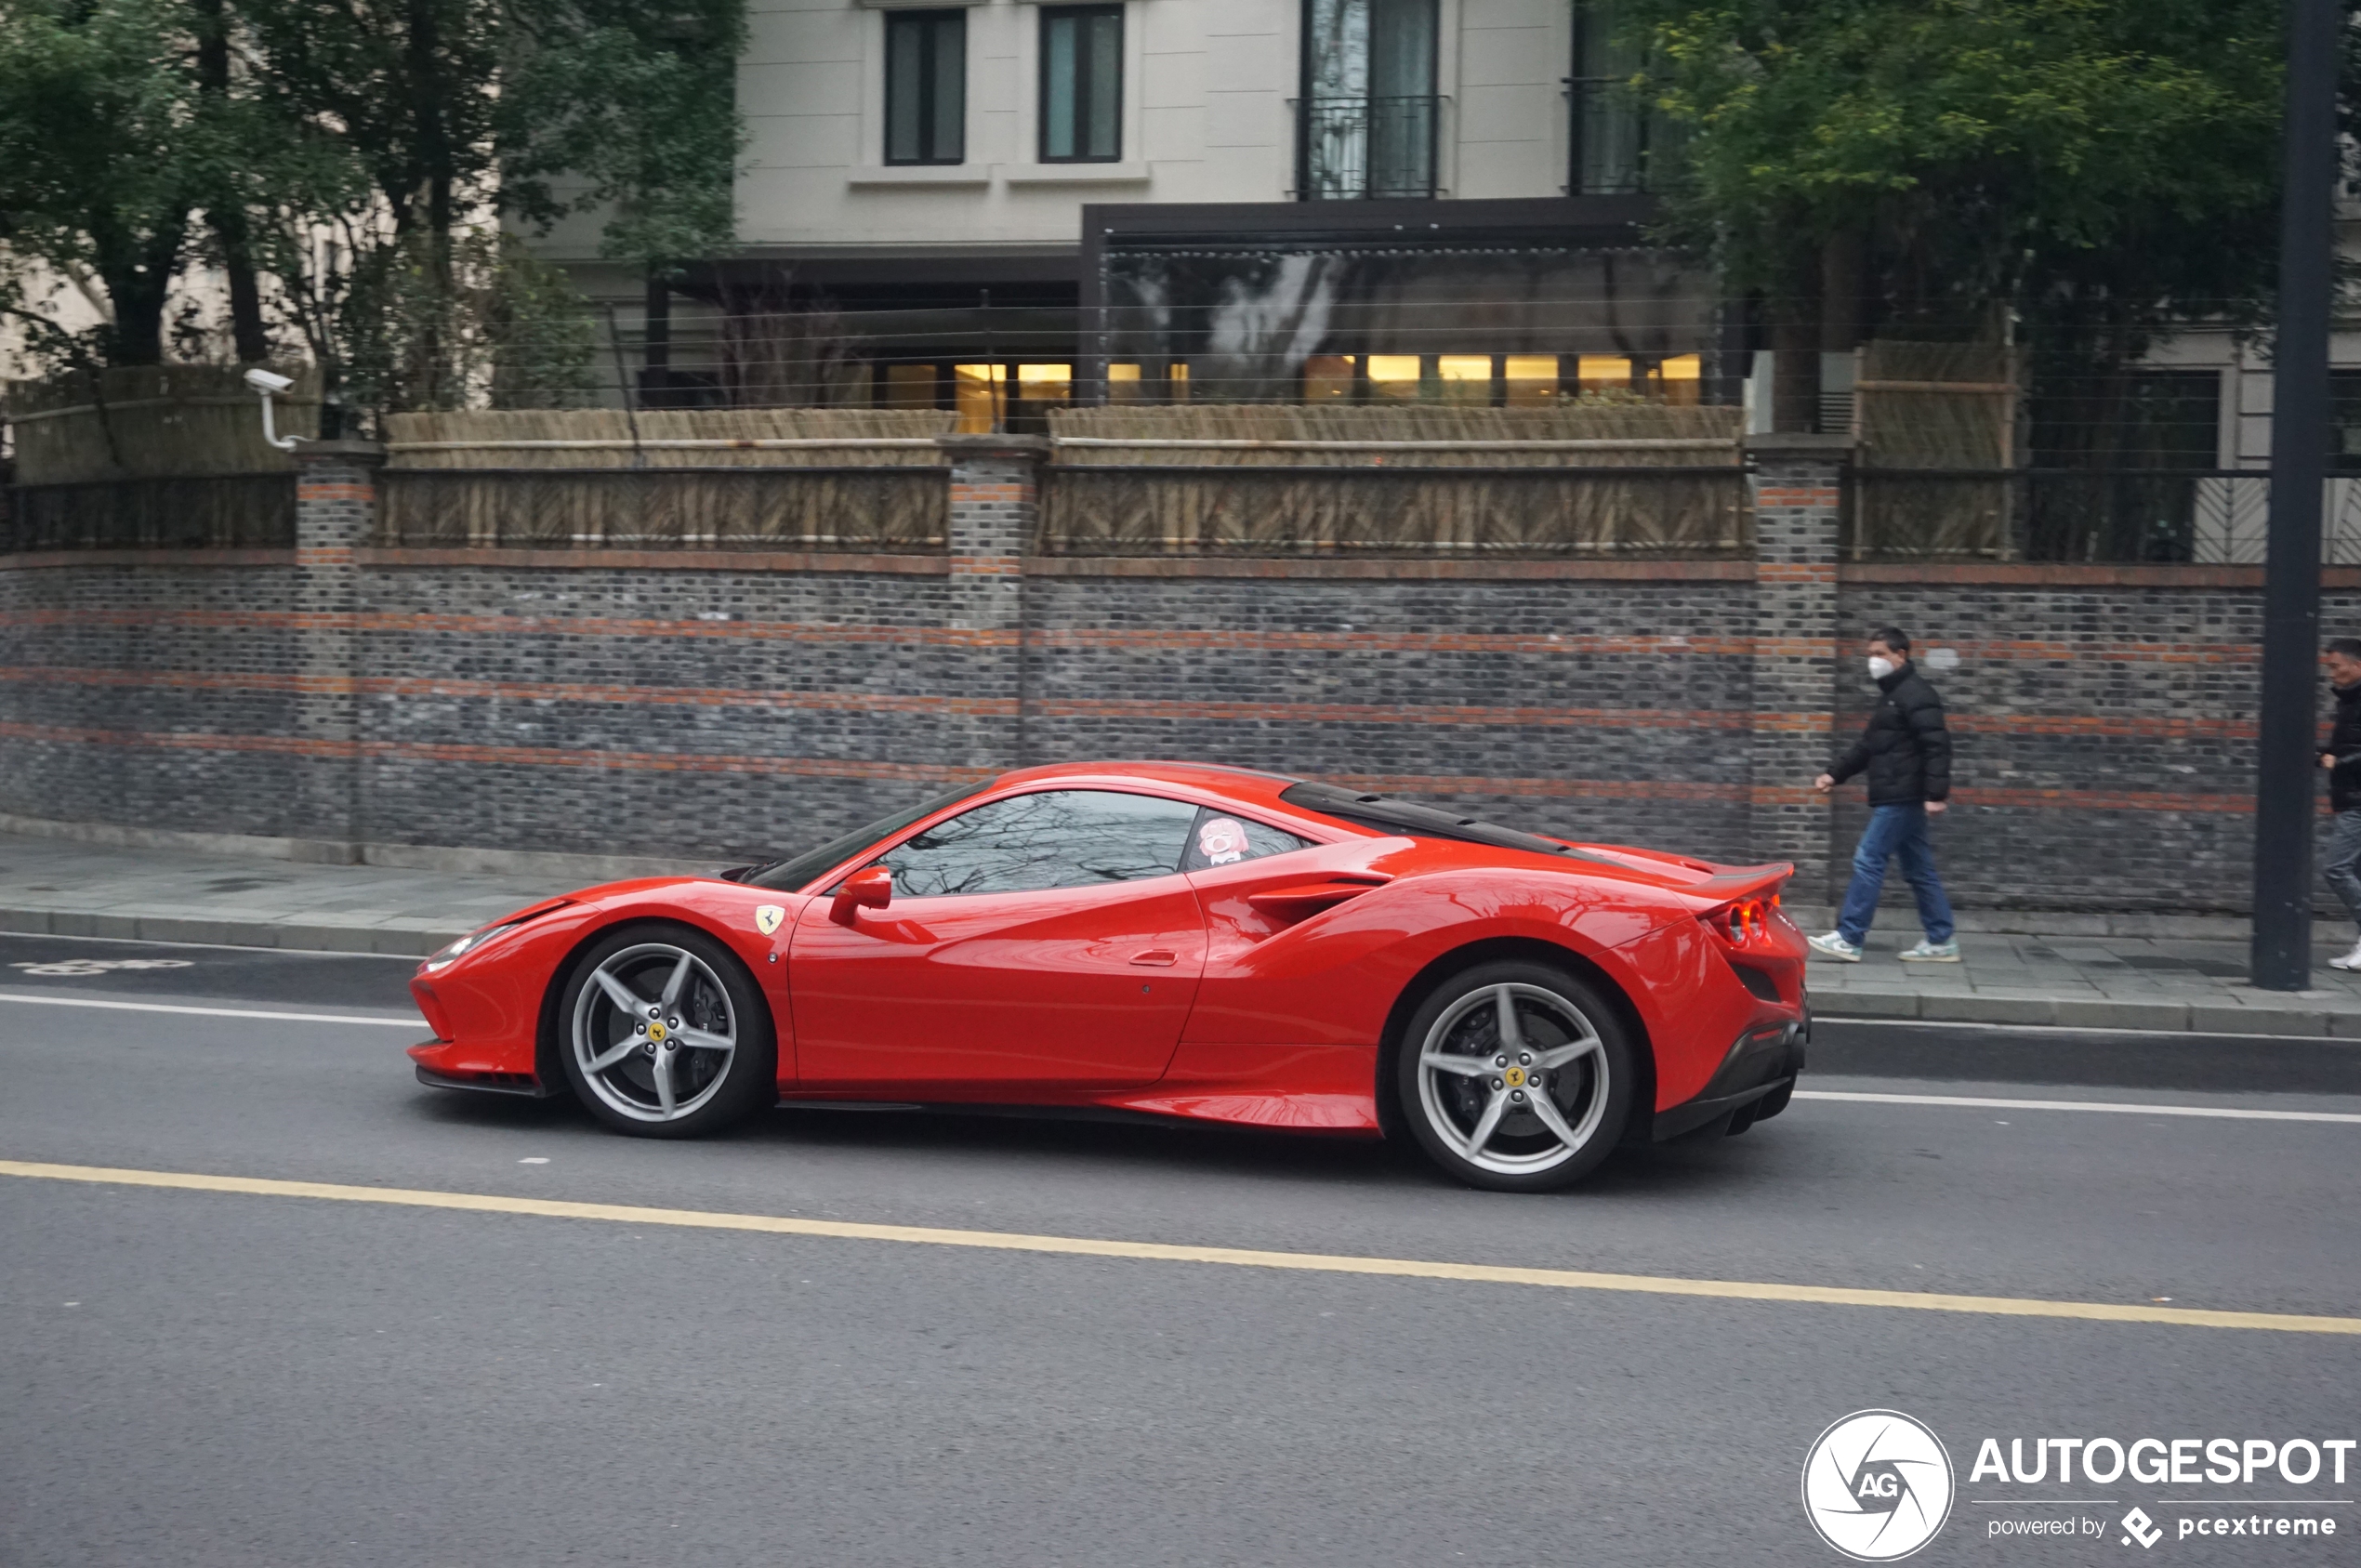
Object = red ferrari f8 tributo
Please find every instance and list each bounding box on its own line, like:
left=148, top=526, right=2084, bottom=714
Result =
left=407, top=762, right=1808, bottom=1191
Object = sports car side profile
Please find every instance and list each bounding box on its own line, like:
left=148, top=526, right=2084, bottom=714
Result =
left=407, top=761, right=1807, bottom=1191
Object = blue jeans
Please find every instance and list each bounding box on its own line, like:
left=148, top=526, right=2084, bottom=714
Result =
left=1837, top=803, right=1956, bottom=947
left=2324, top=809, right=2361, bottom=932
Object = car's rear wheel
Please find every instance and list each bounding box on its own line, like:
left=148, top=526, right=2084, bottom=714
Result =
left=1396, top=960, right=1635, bottom=1192
left=558, top=924, right=776, bottom=1138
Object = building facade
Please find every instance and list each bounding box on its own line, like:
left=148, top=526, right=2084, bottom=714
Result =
left=539, top=0, right=1727, bottom=426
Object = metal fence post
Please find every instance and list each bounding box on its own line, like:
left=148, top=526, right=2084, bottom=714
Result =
left=2251, top=0, right=2341, bottom=990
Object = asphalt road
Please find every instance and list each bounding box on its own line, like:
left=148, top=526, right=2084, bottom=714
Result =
left=2, top=932, right=2357, bottom=1567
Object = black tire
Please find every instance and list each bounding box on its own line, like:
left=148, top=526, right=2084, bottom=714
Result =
left=1394, top=959, right=1636, bottom=1192
left=556, top=922, right=777, bottom=1138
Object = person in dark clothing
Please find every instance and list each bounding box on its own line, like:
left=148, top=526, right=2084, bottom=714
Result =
left=1806, top=626, right=1959, bottom=963
left=2318, top=639, right=2361, bottom=969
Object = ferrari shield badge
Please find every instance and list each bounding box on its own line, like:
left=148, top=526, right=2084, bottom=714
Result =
left=754, top=904, right=785, bottom=936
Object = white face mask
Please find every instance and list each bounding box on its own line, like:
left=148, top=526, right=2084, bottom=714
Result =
left=1867, top=655, right=1899, bottom=680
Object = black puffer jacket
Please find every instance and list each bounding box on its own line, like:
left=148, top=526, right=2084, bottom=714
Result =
left=2326, top=681, right=2361, bottom=811
left=1830, top=663, right=1952, bottom=806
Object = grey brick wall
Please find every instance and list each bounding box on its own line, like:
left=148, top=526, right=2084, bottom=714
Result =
left=0, top=441, right=2340, bottom=916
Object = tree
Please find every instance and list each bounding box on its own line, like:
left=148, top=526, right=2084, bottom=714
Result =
left=1629, top=0, right=2286, bottom=427
left=231, top=0, right=743, bottom=412
left=0, top=0, right=202, bottom=366
left=0, top=0, right=743, bottom=404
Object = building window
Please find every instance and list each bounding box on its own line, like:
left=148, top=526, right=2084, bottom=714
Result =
left=2332, top=373, right=2361, bottom=471
left=1041, top=6, right=1123, bottom=162
left=1569, top=0, right=1681, bottom=194
left=1299, top=0, right=1438, bottom=199
left=887, top=9, right=966, bottom=165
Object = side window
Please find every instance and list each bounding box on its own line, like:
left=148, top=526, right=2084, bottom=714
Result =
left=877, top=790, right=1199, bottom=897
left=1181, top=808, right=1315, bottom=872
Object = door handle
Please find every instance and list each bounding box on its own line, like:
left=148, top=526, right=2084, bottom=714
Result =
left=1129, top=949, right=1179, bottom=967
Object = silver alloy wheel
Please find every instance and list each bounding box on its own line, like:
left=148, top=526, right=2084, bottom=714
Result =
left=570, top=942, right=738, bottom=1124
left=1415, top=982, right=1610, bottom=1178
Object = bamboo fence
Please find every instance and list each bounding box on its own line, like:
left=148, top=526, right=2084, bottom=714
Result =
left=1041, top=402, right=1748, bottom=554
left=379, top=407, right=956, bottom=548
left=4, top=364, right=319, bottom=484
left=1851, top=340, right=2017, bottom=558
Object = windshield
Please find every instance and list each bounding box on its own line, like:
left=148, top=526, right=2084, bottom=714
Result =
left=742, top=783, right=993, bottom=892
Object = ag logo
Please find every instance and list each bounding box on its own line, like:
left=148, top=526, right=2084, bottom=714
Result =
left=1801, top=1410, right=1955, bottom=1561
left=754, top=905, right=785, bottom=936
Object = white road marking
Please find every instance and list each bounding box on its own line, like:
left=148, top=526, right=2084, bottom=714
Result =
left=1814, top=1014, right=2361, bottom=1044
left=0, top=991, right=420, bottom=1028
left=0, top=930, right=423, bottom=959
left=1796, top=1089, right=2361, bottom=1125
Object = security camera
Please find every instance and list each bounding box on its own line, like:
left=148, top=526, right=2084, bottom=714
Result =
left=245, top=366, right=300, bottom=449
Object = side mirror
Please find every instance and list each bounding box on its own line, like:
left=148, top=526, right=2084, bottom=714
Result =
left=829, top=865, right=893, bottom=925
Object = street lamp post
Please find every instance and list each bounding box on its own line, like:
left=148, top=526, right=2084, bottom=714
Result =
left=2251, top=0, right=2342, bottom=992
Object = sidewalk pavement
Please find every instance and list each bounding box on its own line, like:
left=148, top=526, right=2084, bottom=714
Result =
left=1803, top=929, right=2361, bottom=1038
left=1, top=831, right=2358, bottom=1039
left=0, top=832, right=606, bottom=957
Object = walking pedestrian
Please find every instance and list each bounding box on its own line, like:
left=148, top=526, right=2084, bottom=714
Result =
left=2317, top=638, right=2361, bottom=970
left=1805, top=626, right=1959, bottom=963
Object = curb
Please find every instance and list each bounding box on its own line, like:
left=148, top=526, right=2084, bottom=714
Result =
left=1814, top=989, right=2361, bottom=1040
left=0, top=906, right=462, bottom=958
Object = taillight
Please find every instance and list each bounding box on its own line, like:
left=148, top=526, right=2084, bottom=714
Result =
left=1703, top=887, right=1785, bottom=951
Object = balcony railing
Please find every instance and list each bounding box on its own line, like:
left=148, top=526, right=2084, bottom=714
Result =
left=1298, top=95, right=1438, bottom=200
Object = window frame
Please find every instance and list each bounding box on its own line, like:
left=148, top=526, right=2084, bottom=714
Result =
left=885, top=7, right=968, bottom=167
left=1037, top=3, right=1126, bottom=164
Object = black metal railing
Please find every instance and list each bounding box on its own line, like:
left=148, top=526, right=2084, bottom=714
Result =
left=1298, top=95, right=1438, bottom=200
left=0, top=473, right=297, bottom=552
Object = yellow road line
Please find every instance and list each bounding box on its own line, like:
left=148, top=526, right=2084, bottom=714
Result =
left=4, top=1157, right=2354, bottom=1337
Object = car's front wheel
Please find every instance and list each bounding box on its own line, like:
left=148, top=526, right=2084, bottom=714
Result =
left=557, top=924, right=776, bottom=1138
left=1396, top=960, right=1635, bottom=1192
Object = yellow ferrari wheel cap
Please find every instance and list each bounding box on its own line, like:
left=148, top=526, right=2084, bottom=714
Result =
left=754, top=905, right=785, bottom=936
left=1503, top=1066, right=1526, bottom=1088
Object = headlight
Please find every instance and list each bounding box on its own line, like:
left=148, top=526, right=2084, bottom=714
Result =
left=421, top=919, right=524, bottom=974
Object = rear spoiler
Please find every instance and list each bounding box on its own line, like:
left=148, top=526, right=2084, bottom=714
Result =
left=1679, top=863, right=1796, bottom=910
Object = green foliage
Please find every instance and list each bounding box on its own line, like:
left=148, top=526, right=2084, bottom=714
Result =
left=237, top=0, right=743, bottom=415
left=484, top=243, right=599, bottom=410
left=0, top=0, right=200, bottom=365
left=312, top=228, right=595, bottom=415
left=0, top=0, right=742, bottom=402
left=495, top=1, right=746, bottom=269
left=1629, top=0, right=2286, bottom=337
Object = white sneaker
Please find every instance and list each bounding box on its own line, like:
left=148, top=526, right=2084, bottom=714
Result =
left=1898, top=940, right=1961, bottom=963
left=2330, top=942, right=2361, bottom=972
left=1806, top=931, right=1863, bottom=963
